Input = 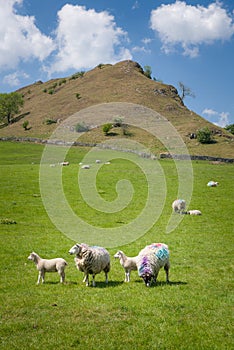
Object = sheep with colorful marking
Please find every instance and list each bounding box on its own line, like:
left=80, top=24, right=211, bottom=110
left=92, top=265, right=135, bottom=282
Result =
left=136, top=243, right=170, bottom=287
left=69, top=243, right=110, bottom=287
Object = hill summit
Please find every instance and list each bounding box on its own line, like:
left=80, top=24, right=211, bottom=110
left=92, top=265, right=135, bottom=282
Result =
left=0, top=60, right=233, bottom=158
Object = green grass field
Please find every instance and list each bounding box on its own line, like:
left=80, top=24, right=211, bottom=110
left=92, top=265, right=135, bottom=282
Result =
left=0, top=141, right=233, bottom=349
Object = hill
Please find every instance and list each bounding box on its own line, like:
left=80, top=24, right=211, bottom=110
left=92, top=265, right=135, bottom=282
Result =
left=0, top=60, right=233, bottom=158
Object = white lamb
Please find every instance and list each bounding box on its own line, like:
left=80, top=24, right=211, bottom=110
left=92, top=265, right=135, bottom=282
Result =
left=114, top=250, right=137, bottom=282
left=207, top=181, right=219, bottom=187
left=186, top=210, right=202, bottom=215
left=69, top=243, right=110, bottom=287
left=136, top=243, right=170, bottom=287
left=172, top=199, right=186, bottom=214
left=81, top=164, right=90, bottom=169
left=28, top=252, right=68, bottom=284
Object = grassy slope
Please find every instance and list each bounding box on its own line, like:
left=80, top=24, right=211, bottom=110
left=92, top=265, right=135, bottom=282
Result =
left=0, top=142, right=233, bottom=350
left=0, top=60, right=233, bottom=158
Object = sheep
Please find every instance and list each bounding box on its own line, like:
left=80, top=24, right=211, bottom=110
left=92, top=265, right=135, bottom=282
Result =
left=69, top=243, right=110, bottom=287
left=114, top=250, right=137, bottom=282
left=207, top=181, right=219, bottom=187
left=186, top=209, right=202, bottom=215
left=136, top=243, right=170, bottom=287
left=60, top=161, right=69, bottom=166
left=172, top=199, right=186, bottom=214
left=28, top=252, right=68, bottom=284
left=81, top=164, right=90, bottom=169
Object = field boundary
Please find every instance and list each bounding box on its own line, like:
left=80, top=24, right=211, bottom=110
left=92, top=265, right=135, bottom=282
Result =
left=0, top=136, right=233, bottom=163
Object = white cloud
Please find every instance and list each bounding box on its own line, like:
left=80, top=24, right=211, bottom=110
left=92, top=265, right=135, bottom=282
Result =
left=202, top=108, right=230, bottom=127
left=132, top=1, right=139, bottom=10
left=132, top=46, right=151, bottom=54
left=202, top=108, right=218, bottom=117
left=150, top=1, right=234, bottom=57
left=47, top=4, right=132, bottom=74
left=0, top=0, right=55, bottom=70
left=142, top=38, right=152, bottom=45
left=214, top=112, right=230, bottom=128
left=3, top=71, right=29, bottom=86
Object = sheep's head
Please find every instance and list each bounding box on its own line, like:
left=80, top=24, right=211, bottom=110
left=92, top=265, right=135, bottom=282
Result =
left=69, top=243, right=84, bottom=257
left=28, top=252, right=36, bottom=261
left=114, top=251, right=122, bottom=259
left=141, top=273, right=153, bottom=287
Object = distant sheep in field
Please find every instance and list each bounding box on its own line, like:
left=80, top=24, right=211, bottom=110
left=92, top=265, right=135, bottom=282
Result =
left=60, top=161, right=69, bottom=166
left=136, top=243, right=170, bottom=287
left=69, top=243, right=110, bottom=287
left=81, top=164, right=90, bottom=169
left=28, top=252, right=68, bottom=284
left=186, top=210, right=202, bottom=215
left=207, top=181, right=219, bottom=187
left=172, top=199, right=186, bottom=214
left=114, top=250, right=137, bottom=282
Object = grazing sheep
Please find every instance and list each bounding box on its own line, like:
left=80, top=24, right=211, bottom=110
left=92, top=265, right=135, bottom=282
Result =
left=186, top=210, right=202, bottom=215
left=81, top=164, right=90, bottom=169
left=60, top=161, right=69, bottom=166
left=28, top=252, right=68, bottom=284
left=136, top=243, right=170, bottom=287
left=69, top=243, right=110, bottom=287
left=114, top=250, right=137, bottom=282
left=207, top=181, right=219, bottom=187
left=172, top=199, right=186, bottom=214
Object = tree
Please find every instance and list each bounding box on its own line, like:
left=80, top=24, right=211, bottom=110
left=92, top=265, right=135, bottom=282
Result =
left=197, top=127, right=212, bottom=144
left=178, top=82, right=195, bottom=101
left=225, top=124, right=234, bottom=134
left=0, top=92, right=24, bottom=124
left=144, top=65, right=152, bottom=79
left=102, top=123, right=113, bottom=135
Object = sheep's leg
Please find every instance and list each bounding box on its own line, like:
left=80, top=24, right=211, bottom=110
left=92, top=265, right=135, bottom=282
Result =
left=92, top=275, right=96, bottom=287
left=82, top=274, right=86, bottom=283
left=84, top=274, right=89, bottom=286
left=59, top=271, right=65, bottom=283
left=125, top=271, right=130, bottom=282
left=164, top=263, right=170, bottom=283
left=105, top=272, right=108, bottom=284
left=124, top=271, right=128, bottom=282
left=37, top=271, right=45, bottom=284
left=153, top=272, right=158, bottom=284
left=37, top=272, right=41, bottom=285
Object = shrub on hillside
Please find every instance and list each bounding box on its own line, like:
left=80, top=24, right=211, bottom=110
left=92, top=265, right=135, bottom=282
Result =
left=103, top=123, right=113, bottom=135
left=197, top=127, right=212, bottom=144
left=75, top=122, right=90, bottom=132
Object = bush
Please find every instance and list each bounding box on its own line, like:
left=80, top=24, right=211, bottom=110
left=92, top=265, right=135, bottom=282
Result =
left=102, top=123, right=113, bottom=135
left=75, top=93, right=81, bottom=99
left=22, top=120, right=29, bottom=130
left=225, top=124, right=234, bottom=135
left=113, top=117, right=124, bottom=127
left=197, top=127, right=212, bottom=144
left=69, top=71, right=85, bottom=80
left=75, top=122, right=90, bottom=132
left=45, top=118, right=57, bottom=125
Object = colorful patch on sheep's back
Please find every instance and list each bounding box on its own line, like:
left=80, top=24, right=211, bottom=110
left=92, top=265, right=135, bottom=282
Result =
left=155, top=247, right=169, bottom=261
left=178, top=199, right=184, bottom=203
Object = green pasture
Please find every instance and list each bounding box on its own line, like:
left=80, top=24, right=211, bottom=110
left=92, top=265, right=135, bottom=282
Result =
left=0, top=141, right=233, bottom=349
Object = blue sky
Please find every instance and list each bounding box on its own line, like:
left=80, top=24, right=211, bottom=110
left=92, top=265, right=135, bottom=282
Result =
left=0, top=0, right=234, bottom=127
